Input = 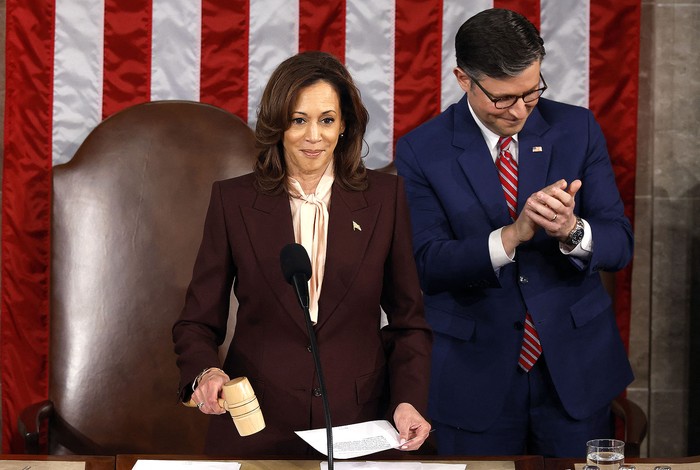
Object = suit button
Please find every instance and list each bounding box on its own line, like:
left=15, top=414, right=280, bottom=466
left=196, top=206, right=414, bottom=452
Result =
left=306, top=345, right=312, bottom=353
left=312, top=388, right=322, bottom=397
left=514, top=321, right=524, bottom=330
left=519, top=276, right=529, bottom=283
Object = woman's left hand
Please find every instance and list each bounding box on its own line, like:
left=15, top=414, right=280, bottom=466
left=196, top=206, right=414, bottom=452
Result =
left=393, top=402, right=432, bottom=451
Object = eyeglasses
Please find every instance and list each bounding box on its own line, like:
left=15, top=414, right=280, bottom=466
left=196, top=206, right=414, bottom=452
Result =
left=470, top=73, right=547, bottom=109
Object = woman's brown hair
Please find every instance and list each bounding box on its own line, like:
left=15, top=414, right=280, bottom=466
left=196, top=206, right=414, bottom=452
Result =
left=253, top=51, right=369, bottom=194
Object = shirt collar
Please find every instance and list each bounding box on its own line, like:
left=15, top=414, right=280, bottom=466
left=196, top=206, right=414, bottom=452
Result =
left=466, top=96, right=519, bottom=160
left=287, top=161, right=335, bottom=200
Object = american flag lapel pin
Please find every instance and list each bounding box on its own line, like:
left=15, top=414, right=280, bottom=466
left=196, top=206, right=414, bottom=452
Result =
left=532, top=146, right=543, bottom=153
left=353, top=221, right=362, bottom=231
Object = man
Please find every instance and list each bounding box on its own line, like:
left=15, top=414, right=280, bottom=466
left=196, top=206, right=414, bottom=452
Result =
left=395, top=8, right=634, bottom=457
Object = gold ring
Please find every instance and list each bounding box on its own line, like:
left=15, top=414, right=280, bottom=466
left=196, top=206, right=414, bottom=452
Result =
left=551, top=214, right=557, bottom=221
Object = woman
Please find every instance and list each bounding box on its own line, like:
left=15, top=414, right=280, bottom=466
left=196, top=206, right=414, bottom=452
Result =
left=173, top=51, right=432, bottom=456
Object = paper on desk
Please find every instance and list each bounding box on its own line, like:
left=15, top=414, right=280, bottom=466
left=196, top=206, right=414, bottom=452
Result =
left=296, top=419, right=420, bottom=459
left=132, top=460, right=240, bottom=469
left=320, top=462, right=465, bottom=469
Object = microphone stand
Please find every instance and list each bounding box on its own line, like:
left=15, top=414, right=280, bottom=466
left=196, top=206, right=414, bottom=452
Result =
left=292, top=276, right=334, bottom=469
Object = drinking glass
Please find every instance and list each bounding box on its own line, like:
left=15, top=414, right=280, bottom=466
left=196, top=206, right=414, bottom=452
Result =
left=586, top=439, right=625, bottom=470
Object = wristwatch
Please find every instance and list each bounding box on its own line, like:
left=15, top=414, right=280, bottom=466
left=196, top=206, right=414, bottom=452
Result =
left=563, top=216, right=584, bottom=248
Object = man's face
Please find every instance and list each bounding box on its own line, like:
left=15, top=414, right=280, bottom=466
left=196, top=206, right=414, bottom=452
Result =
left=455, top=62, right=542, bottom=137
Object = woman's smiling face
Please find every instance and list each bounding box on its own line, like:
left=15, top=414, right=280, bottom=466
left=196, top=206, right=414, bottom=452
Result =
left=283, top=80, right=345, bottom=178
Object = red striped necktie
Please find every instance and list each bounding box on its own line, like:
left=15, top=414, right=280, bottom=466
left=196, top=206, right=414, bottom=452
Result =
left=497, top=136, right=518, bottom=220
left=496, top=136, right=543, bottom=372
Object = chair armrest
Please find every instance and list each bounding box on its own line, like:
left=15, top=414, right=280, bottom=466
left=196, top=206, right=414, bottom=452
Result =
left=17, top=400, right=55, bottom=454
left=611, top=396, right=647, bottom=457
left=18, top=399, right=106, bottom=454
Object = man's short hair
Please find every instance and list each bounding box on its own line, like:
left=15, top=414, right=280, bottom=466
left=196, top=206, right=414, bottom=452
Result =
left=455, top=8, right=545, bottom=80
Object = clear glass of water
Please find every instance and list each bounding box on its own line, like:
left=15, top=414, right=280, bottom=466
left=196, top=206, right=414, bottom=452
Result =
left=586, top=438, right=625, bottom=469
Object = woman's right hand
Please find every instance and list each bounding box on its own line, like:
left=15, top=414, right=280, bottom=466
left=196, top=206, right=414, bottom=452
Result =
left=191, top=367, right=230, bottom=415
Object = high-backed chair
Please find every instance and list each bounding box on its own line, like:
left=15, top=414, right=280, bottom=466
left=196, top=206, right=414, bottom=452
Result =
left=18, top=100, right=257, bottom=454
left=377, top=160, right=648, bottom=457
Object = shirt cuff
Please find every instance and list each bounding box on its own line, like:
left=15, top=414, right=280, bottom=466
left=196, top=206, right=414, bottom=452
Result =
left=489, top=227, right=515, bottom=272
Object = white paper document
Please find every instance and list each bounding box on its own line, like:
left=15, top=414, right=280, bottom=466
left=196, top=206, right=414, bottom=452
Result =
left=296, top=419, right=423, bottom=459
left=132, top=460, right=241, bottom=469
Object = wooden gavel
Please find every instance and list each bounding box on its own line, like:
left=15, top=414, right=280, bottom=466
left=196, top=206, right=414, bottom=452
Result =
left=185, top=376, right=265, bottom=436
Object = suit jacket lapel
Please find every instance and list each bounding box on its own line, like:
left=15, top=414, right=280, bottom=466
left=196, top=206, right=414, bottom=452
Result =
left=241, top=190, right=308, bottom=334
left=454, top=97, right=513, bottom=227
left=454, top=97, right=554, bottom=225
left=315, top=181, right=380, bottom=330
left=517, top=107, right=552, bottom=213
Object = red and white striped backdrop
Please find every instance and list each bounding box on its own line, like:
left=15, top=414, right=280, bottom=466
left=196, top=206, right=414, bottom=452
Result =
left=2, top=0, right=640, bottom=450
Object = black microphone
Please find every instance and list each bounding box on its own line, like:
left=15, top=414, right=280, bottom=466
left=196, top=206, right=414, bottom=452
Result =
left=280, top=243, right=333, bottom=469
left=280, top=242, right=312, bottom=311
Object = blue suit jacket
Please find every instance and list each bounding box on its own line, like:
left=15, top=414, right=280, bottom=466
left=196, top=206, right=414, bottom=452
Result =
left=395, top=95, right=634, bottom=432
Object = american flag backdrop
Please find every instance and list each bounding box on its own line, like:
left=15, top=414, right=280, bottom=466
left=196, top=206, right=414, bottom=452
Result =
left=1, top=0, right=640, bottom=450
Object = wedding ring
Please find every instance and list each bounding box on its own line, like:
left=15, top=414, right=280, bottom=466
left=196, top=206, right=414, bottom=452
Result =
left=197, top=402, right=205, bottom=408
left=551, top=213, right=557, bottom=221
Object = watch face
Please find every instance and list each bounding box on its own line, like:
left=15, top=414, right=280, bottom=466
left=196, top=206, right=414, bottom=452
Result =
left=567, top=218, right=584, bottom=246
left=570, top=228, right=584, bottom=244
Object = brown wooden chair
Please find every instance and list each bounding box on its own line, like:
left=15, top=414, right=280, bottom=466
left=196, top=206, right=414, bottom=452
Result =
left=612, top=396, right=647, bottom=457
left=17, top=100, right=256, bottom=454
left=377, top=160, right=648, bottom=456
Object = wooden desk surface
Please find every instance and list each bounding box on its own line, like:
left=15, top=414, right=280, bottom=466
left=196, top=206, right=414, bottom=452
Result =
left=545, top=456, right=700, bottom=470
left=0, top=455, right=114, bottom=470
left=117, top=454, right=544, bottom=470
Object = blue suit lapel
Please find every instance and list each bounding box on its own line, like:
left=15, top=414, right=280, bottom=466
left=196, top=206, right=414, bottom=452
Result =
left=517, top=107, right=552, bottom=215
left=454, top=97, right=554, bottom=224
left=453, top=97, right=513, bottom=227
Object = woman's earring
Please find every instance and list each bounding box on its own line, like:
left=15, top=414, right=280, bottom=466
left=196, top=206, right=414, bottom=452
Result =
left=339, top=133, right=344, bottom=138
